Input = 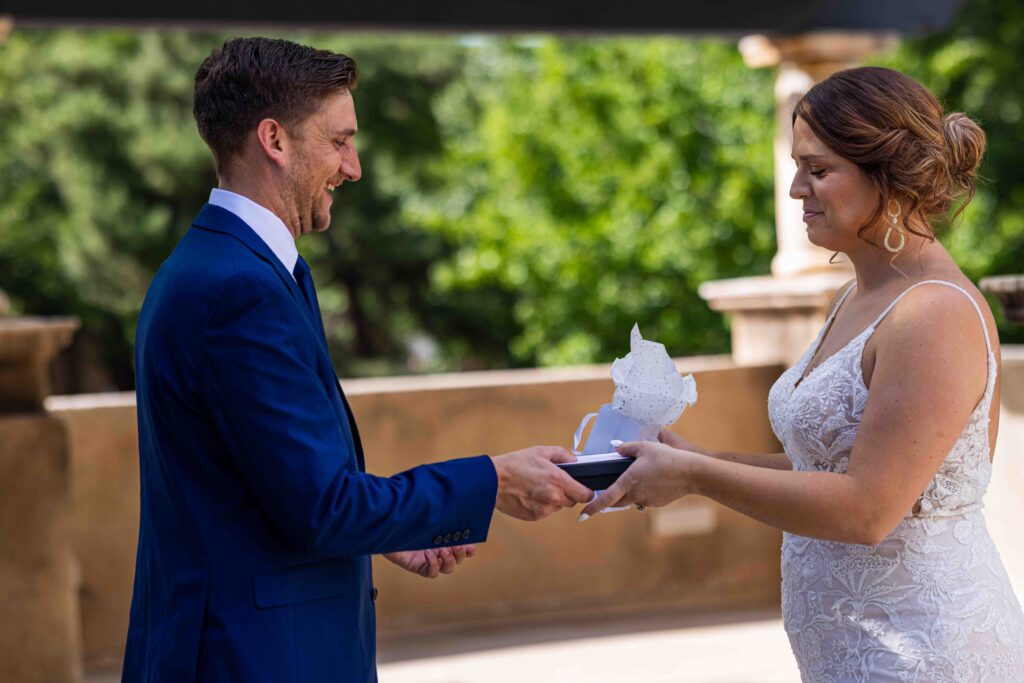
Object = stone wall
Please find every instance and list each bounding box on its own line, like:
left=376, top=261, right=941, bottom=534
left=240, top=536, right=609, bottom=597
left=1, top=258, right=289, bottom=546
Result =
left=0, top=413, right=80, bottom=683
left=47, top=357, right=786, bottom=670
left=987, top=346, right=1024, bottom=597
left=41, top=350, right=1024, bottom=672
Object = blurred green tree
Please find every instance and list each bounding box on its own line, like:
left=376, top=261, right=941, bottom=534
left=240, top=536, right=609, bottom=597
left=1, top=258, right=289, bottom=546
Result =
left=0, top=30, right=477, bottom=387
left=0, top=30, right=217, bottom=388
left=410, top=37, right=776, bottom=366
left=4, top=7, right=1020, bottom=392
left=884, top=0, right=1024, bottom=341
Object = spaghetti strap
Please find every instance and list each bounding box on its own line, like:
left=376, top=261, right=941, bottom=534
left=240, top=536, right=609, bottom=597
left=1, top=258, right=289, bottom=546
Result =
left=828, top=281, right=858, bottom=321
left=870, top=280, right=993, bottom=356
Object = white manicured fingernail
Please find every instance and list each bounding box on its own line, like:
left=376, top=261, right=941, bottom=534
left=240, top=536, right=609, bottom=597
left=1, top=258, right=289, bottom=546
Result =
left=610, top=439, right=623, bottom=447
left=578, top=513, right=590, bottom=522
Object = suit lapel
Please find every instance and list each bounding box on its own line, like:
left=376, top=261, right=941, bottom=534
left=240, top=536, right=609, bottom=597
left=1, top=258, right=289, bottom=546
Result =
left=192, top=203, right=365, bottom=469
left=191, top=203, right=316, bottom=328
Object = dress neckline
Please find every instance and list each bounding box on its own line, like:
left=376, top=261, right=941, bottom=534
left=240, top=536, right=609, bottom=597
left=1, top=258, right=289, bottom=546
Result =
left=793, top=326, right=873, bottom=390
left=793, top=282, right=859, bottom=389
left=791, top=280, right=998, bottom=418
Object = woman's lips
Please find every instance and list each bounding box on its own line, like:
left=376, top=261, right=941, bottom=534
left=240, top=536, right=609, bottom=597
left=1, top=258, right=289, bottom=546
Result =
left=803, top=210, right=822, bottom=221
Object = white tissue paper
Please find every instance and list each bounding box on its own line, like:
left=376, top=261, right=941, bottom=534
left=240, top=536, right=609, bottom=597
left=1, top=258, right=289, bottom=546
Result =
left=573, top=324, right=698, bottom=456
left=610, top=324, right=698, bottom=426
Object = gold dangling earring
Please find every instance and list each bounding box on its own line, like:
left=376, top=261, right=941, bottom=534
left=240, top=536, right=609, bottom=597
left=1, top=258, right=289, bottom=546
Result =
left=883, top=200, right=905, bottom=253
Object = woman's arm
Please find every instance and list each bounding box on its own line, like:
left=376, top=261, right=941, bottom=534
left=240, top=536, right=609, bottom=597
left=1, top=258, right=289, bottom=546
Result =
left=654, top=279, right=857, bottom=474
left=660, top=428, right=792, bottom=470
left=584, top=287, right=990, bottom=545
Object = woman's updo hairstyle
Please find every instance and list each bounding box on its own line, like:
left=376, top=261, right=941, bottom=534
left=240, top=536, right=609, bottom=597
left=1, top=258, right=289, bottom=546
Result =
left=793, top=66, right=986, bottom=242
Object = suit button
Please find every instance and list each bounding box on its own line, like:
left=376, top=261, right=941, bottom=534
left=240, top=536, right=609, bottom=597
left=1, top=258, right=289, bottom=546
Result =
left=371, top=587, right=378, bottom=602
left=443, top=533, right=452, bottom=544
left=462, top=529, right=471, bottom=541
left=432, top=535, right=442, bottom=545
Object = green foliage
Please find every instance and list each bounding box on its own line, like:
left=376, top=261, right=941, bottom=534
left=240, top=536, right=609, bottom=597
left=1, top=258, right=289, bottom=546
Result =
left=4, top=6, right=1022, bottom=390
left=410, top=37, right=775, bottom=366
left=0, top=30, right=220, bottom=387
left=279, top=34, right=477, bottom=375
left=0, top=30, right=477, bottom=384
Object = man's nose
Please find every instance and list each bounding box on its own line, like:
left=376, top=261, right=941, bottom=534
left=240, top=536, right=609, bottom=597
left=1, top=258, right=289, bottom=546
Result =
left=343, top=148, right=362, bottom=182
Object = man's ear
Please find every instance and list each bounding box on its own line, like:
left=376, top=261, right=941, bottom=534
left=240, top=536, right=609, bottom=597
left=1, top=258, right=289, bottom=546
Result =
left=255, top=118, right=289, bottom=168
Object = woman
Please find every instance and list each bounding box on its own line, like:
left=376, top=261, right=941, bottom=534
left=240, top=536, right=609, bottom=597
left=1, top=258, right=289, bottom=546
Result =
left=581, top=66, right=1024, bottom=680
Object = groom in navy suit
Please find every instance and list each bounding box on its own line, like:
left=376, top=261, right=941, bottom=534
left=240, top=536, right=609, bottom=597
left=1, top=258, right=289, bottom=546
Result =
left=123, top=37, right=591, bottom=683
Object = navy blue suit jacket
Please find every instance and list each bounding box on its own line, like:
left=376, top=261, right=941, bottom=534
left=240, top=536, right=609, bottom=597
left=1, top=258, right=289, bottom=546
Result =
left=123, top=204, right=498, bottom=682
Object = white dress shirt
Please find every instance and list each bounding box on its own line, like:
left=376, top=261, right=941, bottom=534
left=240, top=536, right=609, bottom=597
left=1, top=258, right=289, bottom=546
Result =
left=208, top=188, right=298, bottom=279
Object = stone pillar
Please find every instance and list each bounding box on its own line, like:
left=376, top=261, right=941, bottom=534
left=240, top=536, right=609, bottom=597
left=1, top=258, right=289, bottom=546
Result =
left=980, top=276, right=1024, bottom=593
left=0, top=317, right=81, bottom=683
left=700, top=32, right=896, bottom=366
left=981, top=275, right=1024, bottom=324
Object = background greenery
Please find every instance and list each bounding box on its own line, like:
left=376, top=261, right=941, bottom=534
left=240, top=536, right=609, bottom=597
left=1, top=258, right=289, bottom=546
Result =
left=0, top=0, right=1020, bottom=392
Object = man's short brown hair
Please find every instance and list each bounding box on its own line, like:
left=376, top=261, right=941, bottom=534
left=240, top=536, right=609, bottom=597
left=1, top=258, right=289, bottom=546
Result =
left=193, top=37, right=357, bottom=175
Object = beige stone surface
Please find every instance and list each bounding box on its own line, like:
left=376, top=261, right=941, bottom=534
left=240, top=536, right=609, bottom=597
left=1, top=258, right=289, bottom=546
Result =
left=358, top=360, right=785, bottom=634
left=0, top=318, right=78, bottom=411
left=0, top=413, right=80, bottom=683
left=51, top=352, right=1024, bottom=678
left=989, top=347, right=1024, bottom=597
left=699, top=272, right=852, bottom=367
left=47, top=394, right=139, bottom=669
left=376, top=611, right=799, bottom=683
left=49, top=358, right=785, bottom=670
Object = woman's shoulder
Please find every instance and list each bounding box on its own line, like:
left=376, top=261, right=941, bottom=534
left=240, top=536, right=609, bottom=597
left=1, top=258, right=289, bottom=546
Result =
left=879, top=275, right=996, bottom=356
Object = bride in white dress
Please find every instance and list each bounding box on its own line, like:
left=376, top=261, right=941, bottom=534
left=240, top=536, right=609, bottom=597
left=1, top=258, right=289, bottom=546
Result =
left=581, top=66, right=1024, bottom=681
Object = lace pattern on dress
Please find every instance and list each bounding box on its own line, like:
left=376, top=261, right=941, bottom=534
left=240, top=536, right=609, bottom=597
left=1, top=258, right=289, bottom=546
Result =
left=768, top=280, right=1024, bottom=682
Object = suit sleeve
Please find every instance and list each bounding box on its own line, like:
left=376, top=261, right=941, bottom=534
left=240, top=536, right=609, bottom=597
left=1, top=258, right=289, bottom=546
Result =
left=199, top=271, right=498, bottom=556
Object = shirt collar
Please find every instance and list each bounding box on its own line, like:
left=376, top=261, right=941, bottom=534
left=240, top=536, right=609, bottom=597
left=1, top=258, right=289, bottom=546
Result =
left=208, top=188, right=299, bottom=276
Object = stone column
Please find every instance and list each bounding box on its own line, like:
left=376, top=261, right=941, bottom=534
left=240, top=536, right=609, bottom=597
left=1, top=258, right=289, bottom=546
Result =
left=0, top=317, right=82, bottom=683
left=981, top=275, right=1024, bottom=324
left=980, top=276, right=1024, bottom=593
left=699, top=32, right=897, bottom=367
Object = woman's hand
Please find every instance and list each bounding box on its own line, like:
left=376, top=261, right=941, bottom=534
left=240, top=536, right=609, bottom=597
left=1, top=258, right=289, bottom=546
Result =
left=578, top=441, right=702, bottom=519
left=384, top=544, right=477, bottom=579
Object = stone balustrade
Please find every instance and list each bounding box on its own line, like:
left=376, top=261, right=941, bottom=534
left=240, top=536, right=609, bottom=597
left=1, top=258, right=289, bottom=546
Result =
left=46, top=357, right=787, bottom=674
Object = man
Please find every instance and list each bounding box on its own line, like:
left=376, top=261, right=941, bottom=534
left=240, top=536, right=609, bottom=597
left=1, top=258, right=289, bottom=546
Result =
left=123, top=37, right=591, bottom=683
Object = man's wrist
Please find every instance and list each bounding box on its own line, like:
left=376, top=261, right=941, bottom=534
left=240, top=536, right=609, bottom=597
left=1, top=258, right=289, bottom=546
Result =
left=490, top=454, right=510, bottom=493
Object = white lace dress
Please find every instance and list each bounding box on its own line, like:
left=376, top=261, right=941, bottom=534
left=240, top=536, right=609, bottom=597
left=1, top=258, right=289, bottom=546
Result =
left=768, top=280, right=1024, bottom=682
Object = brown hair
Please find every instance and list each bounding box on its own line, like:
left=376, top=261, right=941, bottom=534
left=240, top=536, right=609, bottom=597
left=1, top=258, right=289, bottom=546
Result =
left=793, top=66, right=985, bottom=244
left=193, top=37, right=357, bottom=175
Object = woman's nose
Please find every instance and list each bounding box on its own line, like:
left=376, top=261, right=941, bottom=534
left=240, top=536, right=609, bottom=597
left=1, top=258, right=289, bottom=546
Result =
left=789, top=169, right=809, bottom=200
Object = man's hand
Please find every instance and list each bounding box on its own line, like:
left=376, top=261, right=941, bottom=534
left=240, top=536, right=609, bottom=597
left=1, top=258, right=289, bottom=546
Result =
left=384, top=545, right=476, bottom=579
left=491, top=446, right=593, bottom=521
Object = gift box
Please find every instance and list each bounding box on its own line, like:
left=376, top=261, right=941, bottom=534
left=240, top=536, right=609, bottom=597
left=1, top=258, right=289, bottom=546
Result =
left=560, top=324, right=697, bottom=490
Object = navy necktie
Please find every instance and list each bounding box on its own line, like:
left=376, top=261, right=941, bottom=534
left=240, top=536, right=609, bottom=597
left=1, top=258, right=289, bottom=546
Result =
left=293, top=255, right=327, bottom=344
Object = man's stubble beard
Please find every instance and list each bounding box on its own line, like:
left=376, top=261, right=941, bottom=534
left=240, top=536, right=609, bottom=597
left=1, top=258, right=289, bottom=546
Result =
left=286, top=163, right=331, bottom=235
left=312, top=195, right=331, bottom=233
